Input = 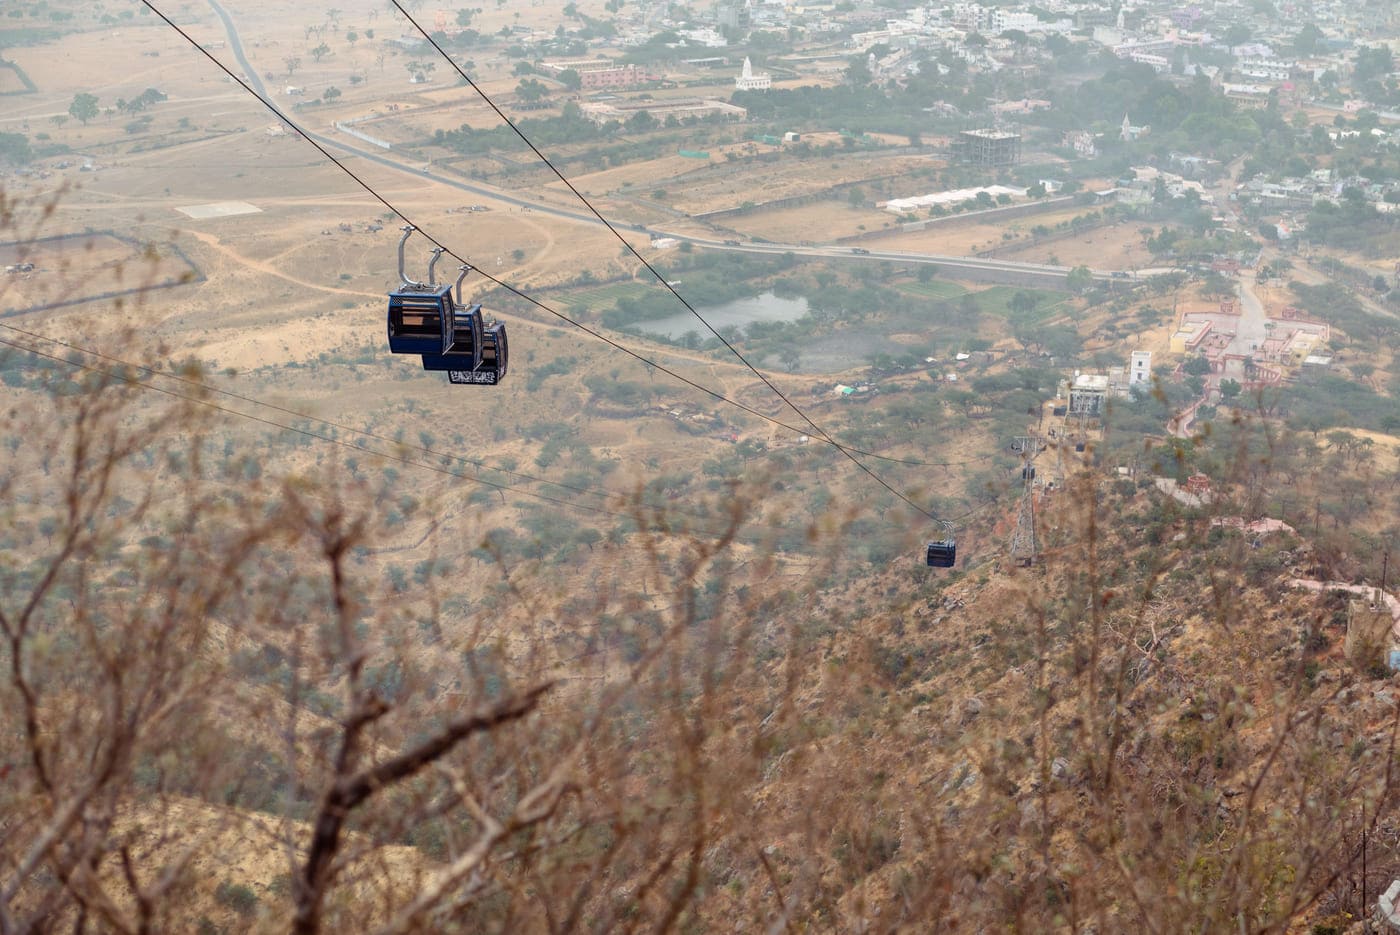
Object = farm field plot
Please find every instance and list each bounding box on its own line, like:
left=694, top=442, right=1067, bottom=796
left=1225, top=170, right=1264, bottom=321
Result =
left=973, top=285, right=1069, bottom=321
left=0, top=232, right=201, bottom=317
left=729, top=200, right=897, bottom=243
left=897, top=280, right=968, bottom=300
left=893, top=281, right=1067, bottom=318
left=339, top=81, right=533, bottom=143
left=544, top=154, right=721, bottom=199
left=0, top=61, right=32, bottom=95
left=4, top=27, right=193, bottom=108
left=653, top=151, right=937, bottom=217
left=867, top=221, right=1037, bottom=257
left=996, top=220, right=1159, bottom=270
left=556, top=281, right=656, bottom=312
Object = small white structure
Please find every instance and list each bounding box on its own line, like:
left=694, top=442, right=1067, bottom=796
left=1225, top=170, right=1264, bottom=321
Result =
left=879, top=185, right=1026, bottom=215
left=735, top=57, right=771, bottom=91
left=1378, top=878, right=1400, bottom=930
left=1065, top=130, right=1097, bottom=158
left=1130, top=350, right=1152, bottom=386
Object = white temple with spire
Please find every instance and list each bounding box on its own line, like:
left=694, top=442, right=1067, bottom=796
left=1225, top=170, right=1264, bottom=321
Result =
left=735, top=56, right=771, bottom=91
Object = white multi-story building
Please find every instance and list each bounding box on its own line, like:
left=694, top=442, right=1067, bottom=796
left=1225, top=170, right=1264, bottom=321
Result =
left=1130, top=350, right=1152, bottom=387
left=1128, top=51, right=1170, bottom=72
left=1114, top=38, right=1174, bottom=59
left=989, top=10, right=1040, bottom=33
left=950, top=2, right=988, bottom=31
left=676, top=27, right=727, bottom=47
left=1238, top=59, right=1293, bottom=82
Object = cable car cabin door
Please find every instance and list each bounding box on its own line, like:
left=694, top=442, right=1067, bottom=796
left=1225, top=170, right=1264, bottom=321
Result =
left=441, top=302, right=484, bottom=370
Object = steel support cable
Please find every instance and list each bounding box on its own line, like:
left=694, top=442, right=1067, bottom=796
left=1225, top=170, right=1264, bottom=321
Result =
left=2, top=320, right=629, bottom=510
left=1, top=324, right=862, bottom=540
left=385, top=0, right=943, bottom=521
left=139, top=0, right=963, bottom=469
left=3, top=328, right=966, bottom=546
left=0, top=334, right=765, bottom=535
left=137, top=0, right=986, bottom=530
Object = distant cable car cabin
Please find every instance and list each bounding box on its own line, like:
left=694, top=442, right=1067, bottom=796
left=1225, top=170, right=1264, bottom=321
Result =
left=925, top=521, right=956, bottom=568
left=387, top=226, right=508, bottom=385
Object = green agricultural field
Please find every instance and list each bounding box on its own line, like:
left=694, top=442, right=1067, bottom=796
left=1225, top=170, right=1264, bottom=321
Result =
left=895, top=281, right=1068, bottom=323
left=559, top=281, right=657, bottom=312
left=973, top=286, right=1068, bottom=323
left=897, top=280, right=967, bottom=300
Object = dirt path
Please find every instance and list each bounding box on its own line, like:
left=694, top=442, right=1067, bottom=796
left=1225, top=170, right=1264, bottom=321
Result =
left=1288, top=578, right=1400, bottom=635
left=515, top=213, right=558, bottom=274
left=184, top=229, right=383, bottom=299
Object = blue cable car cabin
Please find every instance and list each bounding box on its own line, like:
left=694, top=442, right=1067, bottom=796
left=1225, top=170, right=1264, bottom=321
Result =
left=388, top=227, right=509, bottom=385
left=424, top=318, right=508, bottom=385
left=387, top=283, right=454, bottom=356
left=480, top=321, right=507, bottom=380
left=386, top=228, right=453, bottom=356
left=419, top=302, right=484, bottom=373
left=926, top=539, right=956, bottom=568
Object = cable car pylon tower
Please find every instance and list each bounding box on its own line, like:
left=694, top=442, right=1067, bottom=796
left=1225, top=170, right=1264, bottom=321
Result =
left=1010, top=434, right=1041, bottom=567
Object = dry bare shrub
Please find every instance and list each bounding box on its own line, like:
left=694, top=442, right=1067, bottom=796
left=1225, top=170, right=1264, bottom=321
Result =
left=7, top=187, right=1400, bottom=935
left=0, top=319, right=852, bottom=932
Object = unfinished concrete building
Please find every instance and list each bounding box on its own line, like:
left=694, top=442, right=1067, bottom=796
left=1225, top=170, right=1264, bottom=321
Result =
left=1346, top=589, right=1394, bottom=672
left=954, top=129, right=1021, bottom=167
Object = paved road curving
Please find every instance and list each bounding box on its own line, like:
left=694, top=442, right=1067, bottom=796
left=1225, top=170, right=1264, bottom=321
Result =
left=205, top=0, right=1118, bottom=290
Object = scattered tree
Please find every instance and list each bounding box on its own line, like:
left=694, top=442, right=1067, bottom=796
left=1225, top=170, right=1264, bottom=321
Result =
left=0, top=132, right=32, bottom=166
left=1008, top=290, right=1039, bottom=317
left=1066, top=265, right=1095, bottom=293
left=1184, top=354, right=1213, bottom=376
left=1294, top=22, right=1323, bottom=55
left=515, top=78, right=547, bottom=102
left=68, top=91, right=99, bottom=126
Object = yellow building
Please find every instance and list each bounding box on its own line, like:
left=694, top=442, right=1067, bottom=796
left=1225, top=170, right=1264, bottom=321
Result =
left=1170, top=320, right=1210, bottom=354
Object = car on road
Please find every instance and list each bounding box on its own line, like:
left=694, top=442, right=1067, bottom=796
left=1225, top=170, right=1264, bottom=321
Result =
left=851, top=247, right=870, bottom=255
